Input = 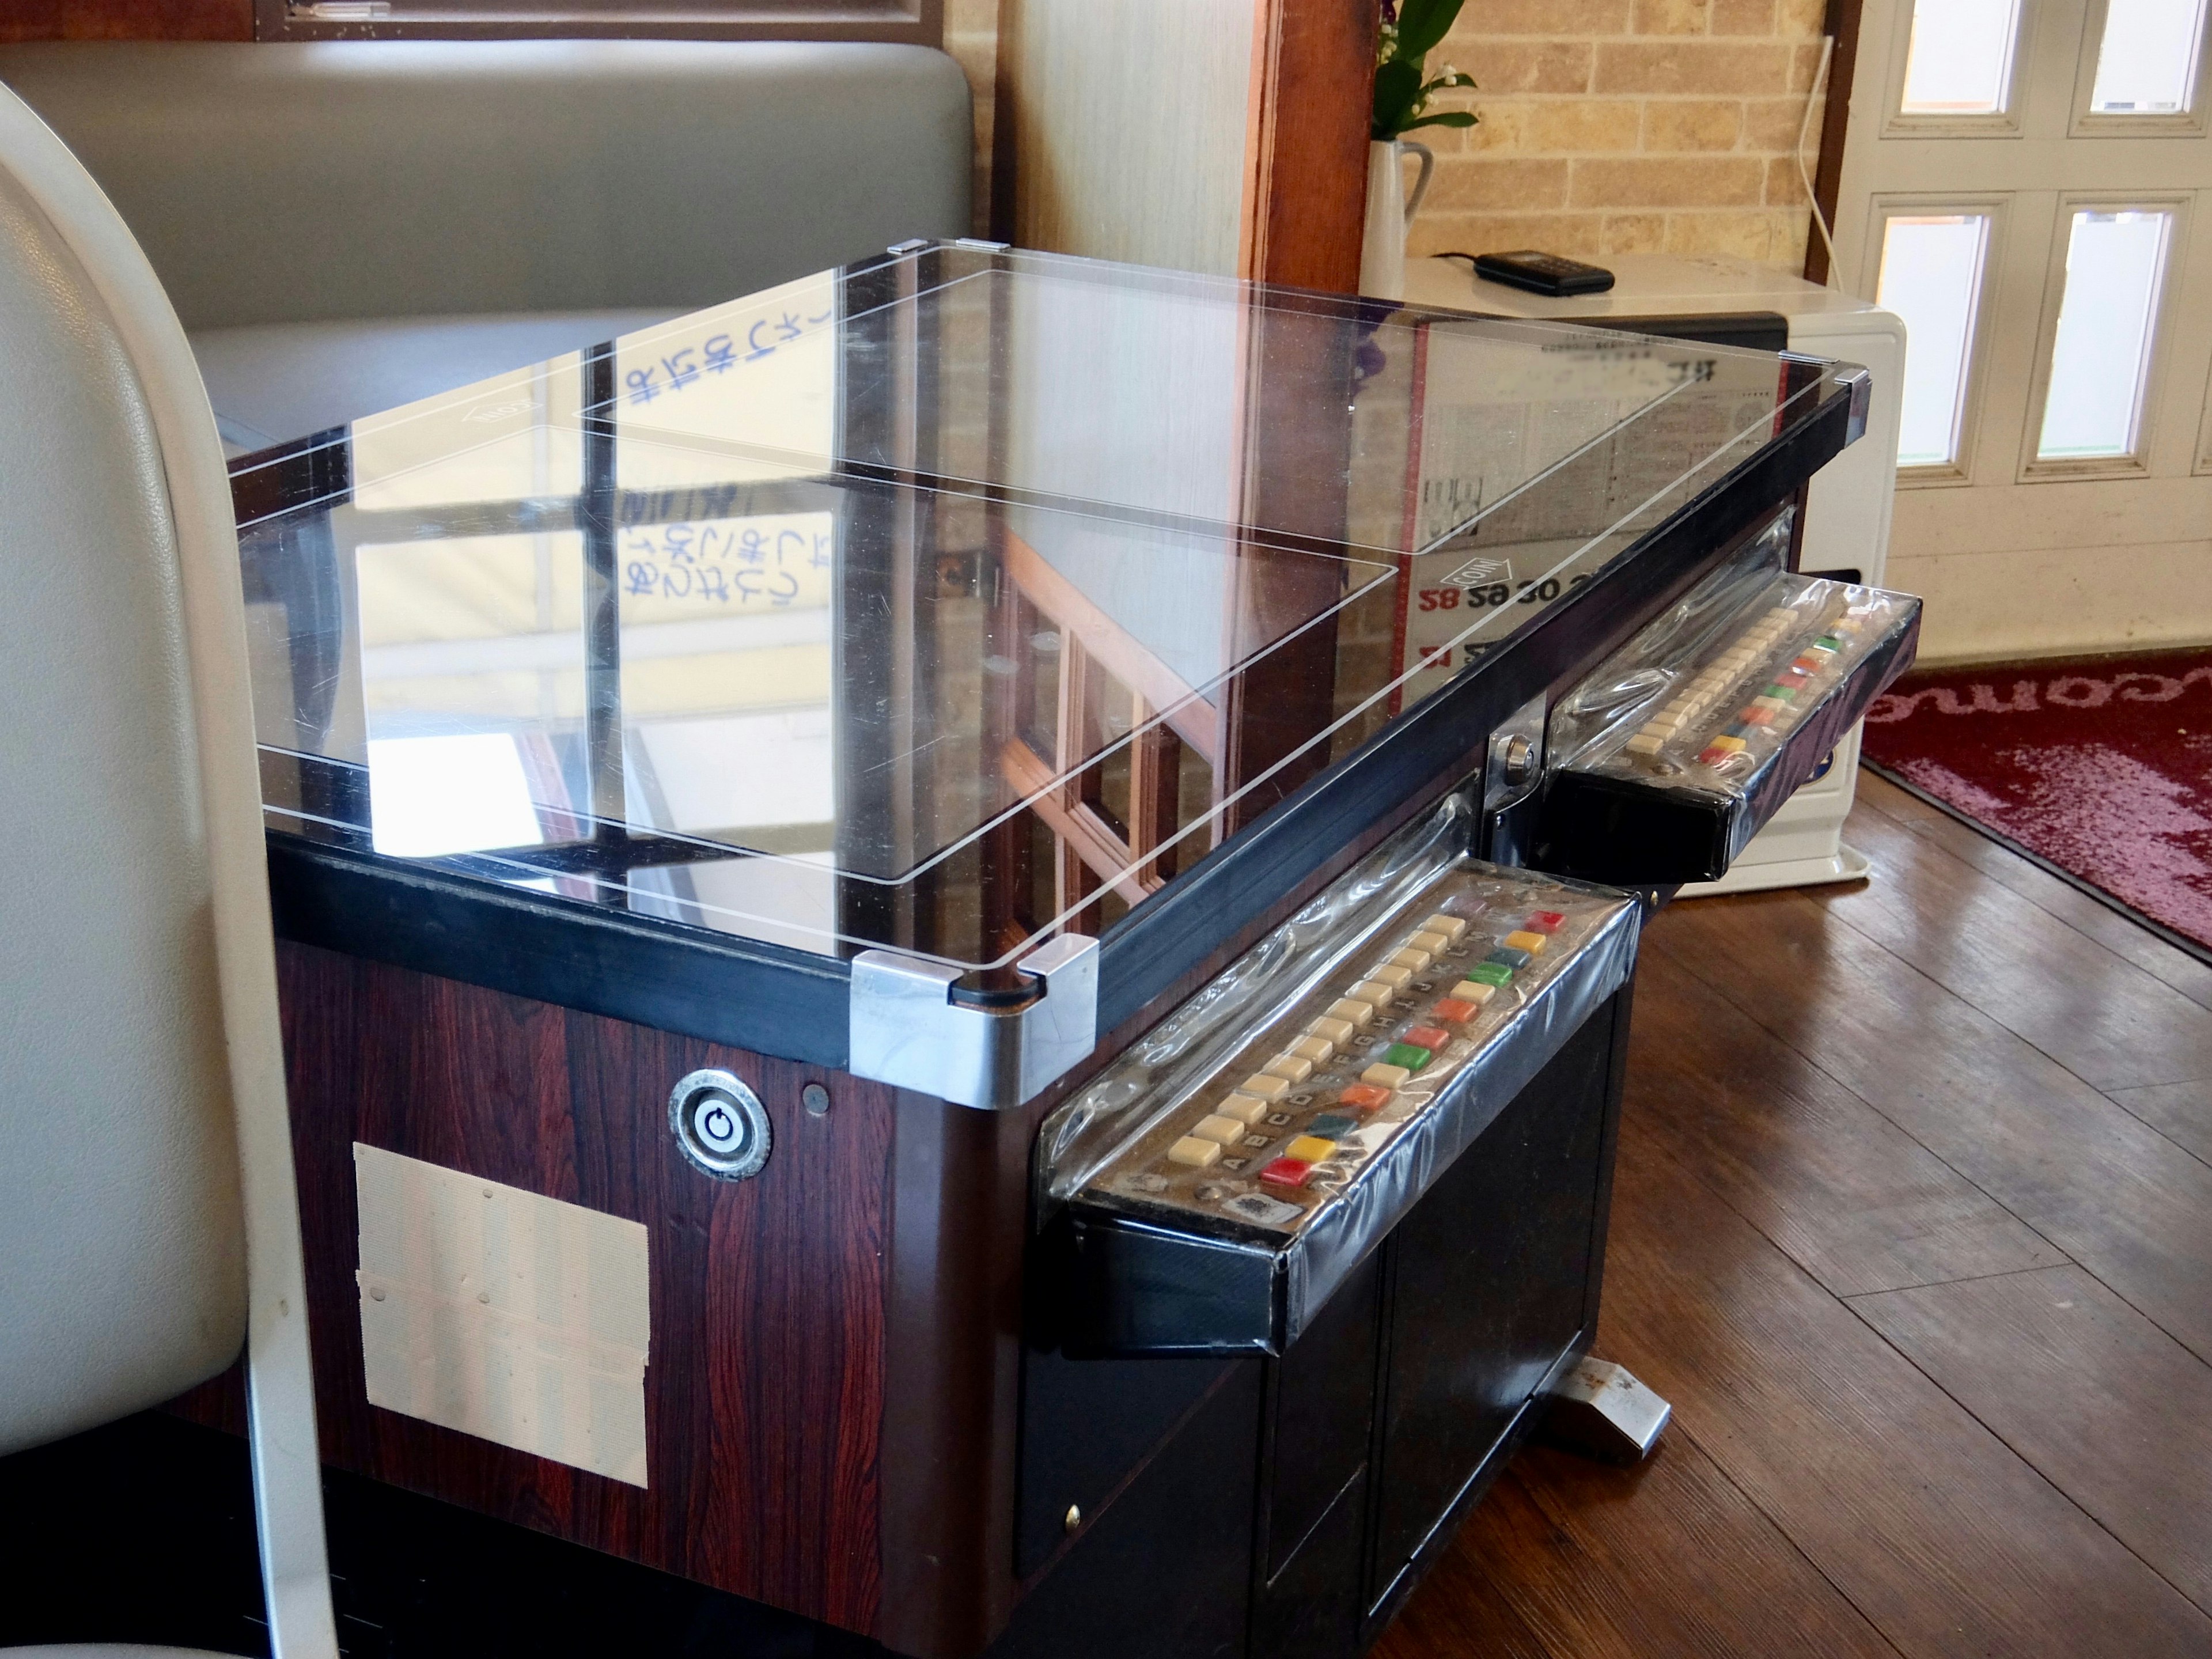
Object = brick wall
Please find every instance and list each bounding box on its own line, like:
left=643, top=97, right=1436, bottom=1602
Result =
left=1408, top=0, right=1831, bottom=271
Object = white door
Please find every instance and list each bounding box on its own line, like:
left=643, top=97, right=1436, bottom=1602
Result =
left=1830, top=0, right=2212, bottom=662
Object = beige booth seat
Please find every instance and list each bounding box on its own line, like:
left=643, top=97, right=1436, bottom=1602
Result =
left=0, top=75, right=338, bottom=1656
left=0, top=40, right=973, bottom=450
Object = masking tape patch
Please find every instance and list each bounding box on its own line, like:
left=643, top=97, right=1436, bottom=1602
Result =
left=354, top=1143, right=650, bottom=1487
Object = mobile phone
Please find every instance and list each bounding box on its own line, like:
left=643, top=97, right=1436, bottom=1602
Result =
left=1469, top=251, right=1616, bottom=297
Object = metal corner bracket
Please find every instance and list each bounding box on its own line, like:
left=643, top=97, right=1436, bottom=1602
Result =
left=1838, top=364, right=1872, bottom=446
left=847, top=935, right=1100, bottom=1111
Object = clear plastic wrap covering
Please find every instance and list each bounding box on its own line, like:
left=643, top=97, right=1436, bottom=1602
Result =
left=1543, top=517, right=1922, bottom=881
left=1547, top=509, right=1796, bottom=771
left=1040, top=795, right=1641, bottom=1351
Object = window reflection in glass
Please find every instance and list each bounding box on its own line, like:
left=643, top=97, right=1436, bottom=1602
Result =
left=1875, top=214, right=1993, bottom=468
left=2090, top=0, right=2209, bottom=112
left=367, top=733, right=546, bottom=857
left=616, top=512, right=836, bottom=853
left=1900, top=0, right=2025, bottom=115
left=2037, top=209, right=2175, bottom=461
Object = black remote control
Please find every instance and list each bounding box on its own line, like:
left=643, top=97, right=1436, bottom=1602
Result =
left=1469, top=251, right=1616, bottom=297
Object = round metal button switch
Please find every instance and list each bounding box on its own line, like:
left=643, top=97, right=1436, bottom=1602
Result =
left=669, top=1069, right=772, bottom=1180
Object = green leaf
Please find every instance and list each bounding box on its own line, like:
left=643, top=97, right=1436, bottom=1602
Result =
left=1373, top=56, right=1424, bottom=136
left=1400, top=110, right=1480, bottom=131
left=1392, top=0, right=1466, bottom=60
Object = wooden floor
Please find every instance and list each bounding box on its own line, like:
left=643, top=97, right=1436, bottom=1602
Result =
left=1375, top=772, right=2212, bottom=1659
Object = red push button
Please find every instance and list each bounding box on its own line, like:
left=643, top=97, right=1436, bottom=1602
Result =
left=1258, top=1157, right=1313, bottom=1190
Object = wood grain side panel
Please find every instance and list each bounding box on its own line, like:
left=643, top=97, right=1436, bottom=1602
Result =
left=275, top=940, right=889, bottom=1633
left=0, top=0, right=249, bottom=41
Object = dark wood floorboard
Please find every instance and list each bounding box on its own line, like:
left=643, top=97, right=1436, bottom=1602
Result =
left=1656, top=887, right=2212, bottom=1365
left=1377, top=775, right=2212, bottom=1657
left=1373, top=1434, right=1901, bottom=1659
left=1624, top=960, right=2065, bottom=1298
left=1819, top=796, right=2212, bottom=1093
left=1855, top=774, right=2212, bottom=1014
left=1595, top=1136, right=2209, bottom=1657
left=2104, top=1082, right=2212, bottom=1168
left=1853, top=1264, right=2212, bottom=1616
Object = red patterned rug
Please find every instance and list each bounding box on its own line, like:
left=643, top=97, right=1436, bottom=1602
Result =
left=1859, top=647, right=2212, bottom=956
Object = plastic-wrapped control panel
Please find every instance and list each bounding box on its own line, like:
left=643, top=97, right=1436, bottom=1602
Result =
left=1038, top=798, right=1640, bottom=1355
left=1535, top=537, right=1920, bottom=888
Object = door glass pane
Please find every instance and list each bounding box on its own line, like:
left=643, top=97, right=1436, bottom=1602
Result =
left=1900, top=0, right=2025, bottom=114
left=2090, top=0, right=2209, bottom=113
left=1876, top=214, right=1993, bottom=468
left=2037, top=209, right=2175, bottom=460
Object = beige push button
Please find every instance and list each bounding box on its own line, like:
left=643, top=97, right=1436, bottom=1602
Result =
left=1218, top=1093, right=1271, bottom=1126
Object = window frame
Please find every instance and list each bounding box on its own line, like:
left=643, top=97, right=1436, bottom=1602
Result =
left=1882, top=0, right=2031, bottom=139
left=2018, top=192, right=2194, bottom=482
left=2069, top=0, right=2212, bottom=137
left=1863, top=192, right=2013, bottom=488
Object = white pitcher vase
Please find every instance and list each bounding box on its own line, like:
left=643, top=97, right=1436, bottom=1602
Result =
left=1358, top=138, right=1435, bottom=302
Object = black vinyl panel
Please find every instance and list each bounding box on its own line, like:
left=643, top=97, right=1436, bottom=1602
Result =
left=1368, top=1008, right=1618, bottom=1589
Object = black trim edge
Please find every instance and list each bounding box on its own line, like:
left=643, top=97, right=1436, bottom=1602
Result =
left=267, top=833, right=853, bottom=1066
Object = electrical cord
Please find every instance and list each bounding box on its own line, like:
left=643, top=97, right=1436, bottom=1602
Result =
left=1798, top=33, right=1847, bottom=291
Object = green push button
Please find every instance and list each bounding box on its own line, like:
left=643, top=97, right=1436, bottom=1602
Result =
left=1381, top=1042, right=1433, bottom=1072
left=1467, top=961, right=1514, bottom=987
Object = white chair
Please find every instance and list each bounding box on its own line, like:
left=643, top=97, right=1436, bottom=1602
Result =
left=0, top=82, right=338, bottom=1659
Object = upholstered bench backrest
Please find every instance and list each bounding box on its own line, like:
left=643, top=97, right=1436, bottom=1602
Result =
left=0, top=40, right=972, bottom=330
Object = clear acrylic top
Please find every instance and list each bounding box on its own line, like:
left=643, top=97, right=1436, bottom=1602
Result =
left=236, top=241, right=1856, bottom=971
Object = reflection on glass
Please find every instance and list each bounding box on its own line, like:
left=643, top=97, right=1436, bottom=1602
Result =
left=352, top=358, right=584, bottom=512
left=1876, top=214, right=1992, bottom=468
left=1900, top=0, right=2024, bottom=114
left=241, top=243, right=1852, bottom=971
left=616, top=511, right=836, bottom=855
left=2038, top=209, right=2175, bottom=460
left=368, top=734, right=545, bottom=857
left=613, top=273, right=838, bottom=489
left=2090, top=0, right=2209, bottom=112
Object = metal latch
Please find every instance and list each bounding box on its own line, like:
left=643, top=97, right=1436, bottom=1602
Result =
left=848, top=935, right=1100, bottom=1110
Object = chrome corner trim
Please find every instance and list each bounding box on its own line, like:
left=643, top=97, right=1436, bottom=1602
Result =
left=1840, top=364, right=1872, bottom=446
left=847, top=934, right=1101, bottom=1110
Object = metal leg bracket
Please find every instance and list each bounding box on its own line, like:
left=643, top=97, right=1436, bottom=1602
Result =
left=1539, top=1356, right=1671, bottom=1465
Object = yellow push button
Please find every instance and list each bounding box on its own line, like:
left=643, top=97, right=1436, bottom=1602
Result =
left=1285, top=1135, right=1336, bottom=1164
left=1502, top=930, right=1548, bottom=955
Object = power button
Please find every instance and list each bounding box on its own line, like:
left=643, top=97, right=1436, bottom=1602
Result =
left=668, top=1069, right=772, bottom=1180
